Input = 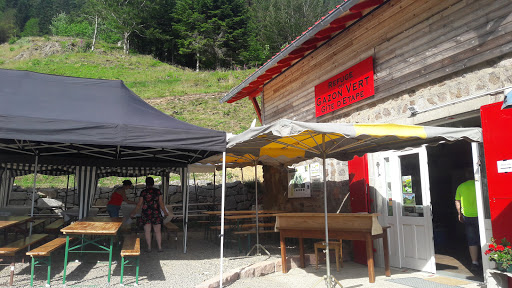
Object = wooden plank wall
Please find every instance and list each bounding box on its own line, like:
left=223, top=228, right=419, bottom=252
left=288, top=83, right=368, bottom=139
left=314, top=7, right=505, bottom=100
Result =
left=263, top=0, right=512, bottom=124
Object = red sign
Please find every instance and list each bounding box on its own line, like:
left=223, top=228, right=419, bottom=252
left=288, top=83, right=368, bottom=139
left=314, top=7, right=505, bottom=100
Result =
left=315, top=57, right=374, bottom=117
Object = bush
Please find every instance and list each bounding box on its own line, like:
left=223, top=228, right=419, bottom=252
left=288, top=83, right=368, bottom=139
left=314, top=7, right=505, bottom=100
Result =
left=50, top=13, right=93, bottom=38
left=21, top=18, right=40, bottom=37
left=8, top=37, right=18, bottom=44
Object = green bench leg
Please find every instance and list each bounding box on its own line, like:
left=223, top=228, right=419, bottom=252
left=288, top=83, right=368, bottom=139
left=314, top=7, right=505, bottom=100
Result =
left=30, top=255, right=52, bottom=287
left=63, top=235, right=69, bottom=284
left=108, top=236, right=113, bottom=283
left=30, top=257, right=35, bottom=287
left=136, top=255, right=140, bottom=285
left=47, top=255, right=52, bottom=287
left=120, top=256, right=125, bottom=285
left=120, top=255, right=140, bottom=286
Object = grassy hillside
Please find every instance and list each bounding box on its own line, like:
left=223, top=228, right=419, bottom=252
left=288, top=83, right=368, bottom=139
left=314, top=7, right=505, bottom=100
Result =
left=0, top=37, right=262, bottom=188
left=0, top=36, right=258, bottom=133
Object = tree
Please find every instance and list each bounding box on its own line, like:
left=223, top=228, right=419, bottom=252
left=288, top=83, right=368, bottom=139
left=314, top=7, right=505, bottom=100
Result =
left=248, top=0, right=340, bottom=57
left=173, top=0, right=252, bottom=70
left=0, top=8, right=18, bottom=43
left=21, top=17, right=39, bottom=37
left=130, top=0, right=178, bottom=63
left=87, top=0, right=151, bottom=54
left=173, top=0, right=209, bottom=71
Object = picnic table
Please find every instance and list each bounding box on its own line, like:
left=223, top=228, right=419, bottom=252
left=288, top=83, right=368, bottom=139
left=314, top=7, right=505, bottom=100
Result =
left=0, top=216, right=33, bottom=243
left=61, top=217, right=123, bottom=284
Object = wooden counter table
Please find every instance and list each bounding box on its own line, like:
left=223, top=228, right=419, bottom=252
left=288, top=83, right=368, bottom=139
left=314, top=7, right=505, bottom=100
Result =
left=276, top=213, right=390, bottom=283
left=61, top=217, right=123, bottom=284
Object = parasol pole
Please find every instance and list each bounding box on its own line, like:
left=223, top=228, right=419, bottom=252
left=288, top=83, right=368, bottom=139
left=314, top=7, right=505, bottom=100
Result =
left=322, top=138, right=332, bottom=288
left=247, top=161, right=270, bottom=256
left=314, top=134, right=341, bottom=288
left=219, top=152, right=226, bottom=287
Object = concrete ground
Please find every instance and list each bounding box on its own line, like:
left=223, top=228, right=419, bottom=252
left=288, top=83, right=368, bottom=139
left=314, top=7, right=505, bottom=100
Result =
left=227, top=262, right=486, bottom=288
left=0, top=228, right=488, bottom=288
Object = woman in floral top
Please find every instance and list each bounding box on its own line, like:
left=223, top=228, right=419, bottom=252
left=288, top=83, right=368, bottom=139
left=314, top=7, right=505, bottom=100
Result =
left=131, top=177, right=168, bottom=252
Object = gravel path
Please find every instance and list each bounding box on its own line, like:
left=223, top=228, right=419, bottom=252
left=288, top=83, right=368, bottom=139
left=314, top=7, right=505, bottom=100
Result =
left=0, top=231, right=282, bottom=287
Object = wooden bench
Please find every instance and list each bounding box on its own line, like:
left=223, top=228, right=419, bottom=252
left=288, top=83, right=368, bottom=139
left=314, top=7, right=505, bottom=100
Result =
left=0, top=234, right=48, bottom=286
left=44, top=219, right=65, bottom=235
left=163, top=222, right=179, bottom=249
left=120, top=235, right=140, bottom=286
left=26, top=237, right=73, bottom=287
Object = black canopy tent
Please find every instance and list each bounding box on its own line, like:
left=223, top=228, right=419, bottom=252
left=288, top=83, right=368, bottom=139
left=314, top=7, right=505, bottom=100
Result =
left=0, top=69, right=226, bottom=247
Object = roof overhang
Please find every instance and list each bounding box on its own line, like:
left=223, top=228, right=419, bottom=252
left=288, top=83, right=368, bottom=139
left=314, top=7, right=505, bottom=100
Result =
left=221, top=0, right=387, bottom=104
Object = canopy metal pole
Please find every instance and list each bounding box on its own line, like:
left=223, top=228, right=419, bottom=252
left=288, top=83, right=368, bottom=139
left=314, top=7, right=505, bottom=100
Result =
left=73, top=175, right=76, bottom=208
left=182, top=167, right=189, bottom=253
left=213, top=169, right=216, bottom=208
left=64, top=174, right=70, bottom=210
left=28, top=154, right=39, bottom=249
left=134, top=176, right=138, bottom=202
left=219, top=152, right=226, bottom=287
left=194, top=173, right=198, bottom=203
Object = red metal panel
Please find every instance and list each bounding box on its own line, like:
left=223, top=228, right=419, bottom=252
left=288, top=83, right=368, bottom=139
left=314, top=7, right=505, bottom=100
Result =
left=481, top=102, right=512, bottom=241
left=348, top=154, right=371, bottom=265
left=330, top=12, right=362, bottom=27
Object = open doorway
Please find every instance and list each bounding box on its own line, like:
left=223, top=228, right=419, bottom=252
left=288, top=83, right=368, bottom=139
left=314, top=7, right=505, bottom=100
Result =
left=427, top=141, right=483, bottom=281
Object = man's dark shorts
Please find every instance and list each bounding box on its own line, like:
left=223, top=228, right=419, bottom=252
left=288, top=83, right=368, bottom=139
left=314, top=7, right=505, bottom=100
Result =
left=463, top=216, right=480, bottom=246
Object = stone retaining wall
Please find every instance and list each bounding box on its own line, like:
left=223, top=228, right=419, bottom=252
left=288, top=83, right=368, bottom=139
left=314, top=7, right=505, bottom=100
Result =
left=7, top=180, right=258, bottom=212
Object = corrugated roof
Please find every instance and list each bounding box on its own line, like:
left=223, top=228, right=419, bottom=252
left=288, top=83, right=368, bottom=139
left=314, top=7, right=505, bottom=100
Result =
left=221, top=0, right=386, bottom=104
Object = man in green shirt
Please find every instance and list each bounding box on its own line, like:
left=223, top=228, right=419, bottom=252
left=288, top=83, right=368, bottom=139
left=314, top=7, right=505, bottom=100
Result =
left=455, top=176, right=480, bottom=271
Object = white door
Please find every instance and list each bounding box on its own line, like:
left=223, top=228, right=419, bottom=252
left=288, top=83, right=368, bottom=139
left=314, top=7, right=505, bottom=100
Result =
left=384, top=147, right=436, bottom=273
left=381, top=153, right=401, bottom=268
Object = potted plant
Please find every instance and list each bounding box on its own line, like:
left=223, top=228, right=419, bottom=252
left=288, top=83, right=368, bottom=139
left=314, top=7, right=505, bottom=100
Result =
left=485, top=237, right=512, bottom=272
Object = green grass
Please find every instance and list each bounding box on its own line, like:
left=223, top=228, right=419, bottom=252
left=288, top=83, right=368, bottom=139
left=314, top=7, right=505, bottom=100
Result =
left=13, top=171, right=250, bottom=189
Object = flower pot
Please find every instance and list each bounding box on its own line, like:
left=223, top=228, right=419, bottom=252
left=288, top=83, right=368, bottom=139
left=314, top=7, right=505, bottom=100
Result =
left=496, top=262, right=512, bottom=272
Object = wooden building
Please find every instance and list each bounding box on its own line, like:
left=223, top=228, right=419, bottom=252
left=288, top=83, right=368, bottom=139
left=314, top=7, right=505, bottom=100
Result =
left=222, top=0, right=512, bottom=282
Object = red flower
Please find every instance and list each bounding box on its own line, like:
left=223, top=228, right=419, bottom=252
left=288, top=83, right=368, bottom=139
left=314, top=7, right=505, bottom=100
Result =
left=489, top=244, right=495, bottom=249
left=485, top=250, right=491, bottom=255
left=508, top=246, right=511, bottom=249
left=497, top=245, right=505, bottom=251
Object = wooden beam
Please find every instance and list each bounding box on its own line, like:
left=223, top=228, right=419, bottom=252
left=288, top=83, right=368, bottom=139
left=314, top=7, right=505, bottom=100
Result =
left=250, top=97, right=263, bottom=124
